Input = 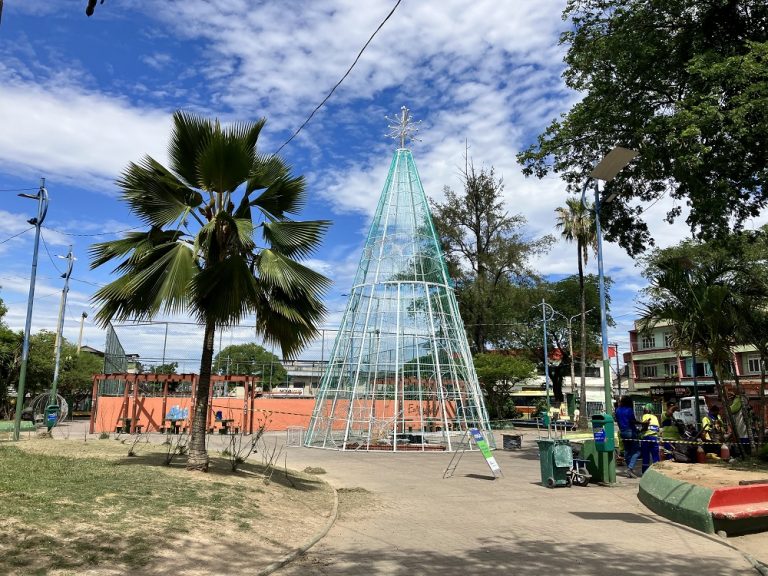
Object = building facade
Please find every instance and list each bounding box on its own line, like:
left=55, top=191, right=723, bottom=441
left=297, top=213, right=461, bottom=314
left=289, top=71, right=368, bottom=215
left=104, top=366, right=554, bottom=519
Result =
left=624, top=319, right=765, bottom=405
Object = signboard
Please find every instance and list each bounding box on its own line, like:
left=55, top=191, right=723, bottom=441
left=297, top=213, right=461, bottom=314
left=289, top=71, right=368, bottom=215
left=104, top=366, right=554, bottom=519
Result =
left=269, top=387, right=304, bottom=396
left=649, top=385, right=716, bottom=397
left=470, top=428, right=502, bottom=477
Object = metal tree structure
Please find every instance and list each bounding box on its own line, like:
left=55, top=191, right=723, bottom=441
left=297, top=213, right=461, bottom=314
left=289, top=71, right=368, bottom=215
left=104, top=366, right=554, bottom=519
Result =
left=305, top=108, right=493, bottom=451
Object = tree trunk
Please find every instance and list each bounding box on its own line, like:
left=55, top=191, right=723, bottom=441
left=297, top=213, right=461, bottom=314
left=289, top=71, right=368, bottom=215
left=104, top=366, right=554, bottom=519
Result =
left=731, top=359, right=756, bottom=452
left=577, top=240, right=588, bottom=431
left=760, top=353, right=766, bottom=446
left=712, top=366, right=744, bottom=458
left=187, top=317, right=216, bottom=471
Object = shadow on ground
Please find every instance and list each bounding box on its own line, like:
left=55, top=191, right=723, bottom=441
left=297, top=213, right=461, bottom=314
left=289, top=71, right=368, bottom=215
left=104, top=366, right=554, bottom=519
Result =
left=114, top=451, right=326, bottom=491
left=283, top=536, right=743, bottom=576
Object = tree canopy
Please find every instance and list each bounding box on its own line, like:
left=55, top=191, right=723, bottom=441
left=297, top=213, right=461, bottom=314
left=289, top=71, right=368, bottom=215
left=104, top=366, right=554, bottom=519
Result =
left=212, top=343, right=287, bottom=387
left=518, top=0, right=768, bottom=256
left=430, top=161, right=553, bottom=352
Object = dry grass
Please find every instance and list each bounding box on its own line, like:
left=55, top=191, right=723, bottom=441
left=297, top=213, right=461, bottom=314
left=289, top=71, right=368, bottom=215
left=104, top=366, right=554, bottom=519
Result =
left=0, top=438, right=335, bottom=576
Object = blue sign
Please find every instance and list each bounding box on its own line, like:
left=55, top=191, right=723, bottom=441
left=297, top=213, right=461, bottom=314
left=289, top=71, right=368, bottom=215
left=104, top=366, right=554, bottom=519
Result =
left=593, top=427, right=605, bottom=443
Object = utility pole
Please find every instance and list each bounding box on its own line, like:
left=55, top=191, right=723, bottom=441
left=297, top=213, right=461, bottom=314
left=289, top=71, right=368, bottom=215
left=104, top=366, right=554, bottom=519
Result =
left=13, top=178, right=49, bottom=441
left=50, top=245, right=75, bottom=411
left=76, top=312, right=88, bottom=354
left=612, top=343, right=621, bottom=398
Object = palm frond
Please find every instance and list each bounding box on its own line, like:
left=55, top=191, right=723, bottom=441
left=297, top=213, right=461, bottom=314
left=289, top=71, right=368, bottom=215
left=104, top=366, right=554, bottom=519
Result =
left=250, top=174, right=307, bottom=218
left=93, top=242, right=197, bottom=325
left=261, top=220, right=330, bottom=258
left=89, top=228, right=184, bottom=270
left=119, top=156, right=203, bottom=228
left=169, top=111, right=213, bottom=186
left=190, top=257, right=260, bottom=325
left=225, top=118, right=266, bottom=153
left=253, top=286, right=326, bottom=359
left=256, top=249, right=330, bottom=297
left=246, top=154, right=291, bottom=192
left=196, top=128, right=255, bottom=193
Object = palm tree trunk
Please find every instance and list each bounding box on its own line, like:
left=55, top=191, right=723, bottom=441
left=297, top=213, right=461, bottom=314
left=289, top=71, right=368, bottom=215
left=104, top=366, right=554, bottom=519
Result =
left=187, top=317, right=216, bottom=471
left=578, top=240, right=588, bottom=431
left=712, top=366, right=744, bottom=458
left=760, top=353, right=766, bottom=446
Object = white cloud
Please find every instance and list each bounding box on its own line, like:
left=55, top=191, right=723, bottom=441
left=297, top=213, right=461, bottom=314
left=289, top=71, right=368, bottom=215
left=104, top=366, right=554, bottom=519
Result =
left=0, top=80, right=172, bottom=192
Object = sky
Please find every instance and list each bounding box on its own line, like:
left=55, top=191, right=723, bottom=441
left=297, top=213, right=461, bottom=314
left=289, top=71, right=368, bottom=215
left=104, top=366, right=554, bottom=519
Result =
left=1, top=0, right=760, bottom=370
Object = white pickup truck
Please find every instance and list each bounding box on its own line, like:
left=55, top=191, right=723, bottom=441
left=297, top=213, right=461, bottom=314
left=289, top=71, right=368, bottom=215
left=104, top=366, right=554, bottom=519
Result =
left=676, top=396, right=709, bottom=428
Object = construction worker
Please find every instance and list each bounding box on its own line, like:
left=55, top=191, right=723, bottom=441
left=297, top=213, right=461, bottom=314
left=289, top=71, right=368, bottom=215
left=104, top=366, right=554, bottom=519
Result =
left=726, top=389, right=751, bottom=456
left=640, top=403, right=660, bottom=474
left=701, top=404, right=725, bottom=456
left=660, top=401, right=682, bottom=459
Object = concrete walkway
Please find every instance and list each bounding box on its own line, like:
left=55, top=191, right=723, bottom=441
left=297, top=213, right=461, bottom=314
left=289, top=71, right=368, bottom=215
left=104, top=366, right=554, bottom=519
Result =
left=49, top=422, right=765, bottom=575
left=270, top=430, right=763, bottom=576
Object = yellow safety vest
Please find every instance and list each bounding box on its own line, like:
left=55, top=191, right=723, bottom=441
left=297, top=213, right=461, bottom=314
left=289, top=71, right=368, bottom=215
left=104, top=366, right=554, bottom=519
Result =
left=642, top=414, right=660, bottom=438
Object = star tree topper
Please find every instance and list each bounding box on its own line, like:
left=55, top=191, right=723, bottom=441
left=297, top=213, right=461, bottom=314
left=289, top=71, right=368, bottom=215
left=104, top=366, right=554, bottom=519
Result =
left=386, top=106, right=421, bottom=148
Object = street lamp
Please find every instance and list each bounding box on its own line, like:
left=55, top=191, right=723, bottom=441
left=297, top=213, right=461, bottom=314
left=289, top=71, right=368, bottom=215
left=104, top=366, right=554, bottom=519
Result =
left=581, top=146, right=638, bottom=411
left=581, top=146, right=638, bottom=483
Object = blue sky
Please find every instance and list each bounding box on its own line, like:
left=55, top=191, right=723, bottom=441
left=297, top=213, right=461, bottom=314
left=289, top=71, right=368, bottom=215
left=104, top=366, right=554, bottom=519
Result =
left=0, top=0, right=744, bottom=366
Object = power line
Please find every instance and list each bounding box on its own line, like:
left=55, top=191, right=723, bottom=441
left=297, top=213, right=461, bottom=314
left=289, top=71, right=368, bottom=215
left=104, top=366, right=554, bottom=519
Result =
left=0, top=227, right=33, bottom=245
left=274, top=0, right=403, bottom=154
left=40, top=231, right=63, bottom=275
left=43, top=225, right=143, bottom=237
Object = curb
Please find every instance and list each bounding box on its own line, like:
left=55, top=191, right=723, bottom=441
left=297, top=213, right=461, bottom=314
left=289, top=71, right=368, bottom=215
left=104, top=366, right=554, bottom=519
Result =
left=637, top=468, right=715, bottom=533
left=256, top=482, right=339, bottom=576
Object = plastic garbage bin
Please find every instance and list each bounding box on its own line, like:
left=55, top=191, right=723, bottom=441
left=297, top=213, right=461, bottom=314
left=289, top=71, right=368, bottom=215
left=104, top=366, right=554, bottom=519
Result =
left=536, top=438, right=573, bottom=488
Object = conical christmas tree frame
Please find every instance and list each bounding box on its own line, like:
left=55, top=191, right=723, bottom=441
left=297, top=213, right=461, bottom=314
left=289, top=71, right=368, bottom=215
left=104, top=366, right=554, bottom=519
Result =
left=305, top=115, right=493, bottom=452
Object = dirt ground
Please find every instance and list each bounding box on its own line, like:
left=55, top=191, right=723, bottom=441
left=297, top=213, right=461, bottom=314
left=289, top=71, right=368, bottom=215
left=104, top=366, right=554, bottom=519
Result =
left=654, top=459, right=768, bottom=490
left=6, top=436, right=336, bottom=576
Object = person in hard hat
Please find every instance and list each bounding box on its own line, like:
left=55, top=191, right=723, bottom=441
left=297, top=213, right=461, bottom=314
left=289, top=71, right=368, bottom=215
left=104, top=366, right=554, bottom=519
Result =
left=660, top=401, right=682, bottom=459
left=640, top=403, right=660, bottom=474
left=701, top=404, right=725, bottom=456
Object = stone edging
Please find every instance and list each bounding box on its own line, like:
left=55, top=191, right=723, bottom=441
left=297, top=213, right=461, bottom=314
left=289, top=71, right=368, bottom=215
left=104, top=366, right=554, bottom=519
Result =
left=637, top=468, right=715, bottom=533
left=256, top=482, right=340, bottom=576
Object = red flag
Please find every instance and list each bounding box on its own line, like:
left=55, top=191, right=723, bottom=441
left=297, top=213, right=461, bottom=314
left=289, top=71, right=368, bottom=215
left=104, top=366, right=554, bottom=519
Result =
left=608, top=344, right=618, bottom=358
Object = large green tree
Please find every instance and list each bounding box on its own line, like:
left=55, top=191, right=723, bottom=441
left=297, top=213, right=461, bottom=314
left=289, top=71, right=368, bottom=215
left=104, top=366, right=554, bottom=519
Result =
left=90, top=112, right=329, bottom=471
left=0, top=291, right=22, bottom=418
left=473, top=353, right=535, bottom=420
left=518, top=0, right=768, bottom=256
left=555, top=198, right=597, bottom=428
left=430, top=162, right=553, bottom=352
left=212, top=343, right=287, bottom=388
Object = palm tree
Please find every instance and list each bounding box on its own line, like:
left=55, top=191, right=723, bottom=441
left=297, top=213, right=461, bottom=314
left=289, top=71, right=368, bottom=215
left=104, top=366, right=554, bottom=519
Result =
left=555, top=197, right=596, bottom=429
left=641, top=255, right=747, bottom=454
left=90, top=111, right=330, bottom=470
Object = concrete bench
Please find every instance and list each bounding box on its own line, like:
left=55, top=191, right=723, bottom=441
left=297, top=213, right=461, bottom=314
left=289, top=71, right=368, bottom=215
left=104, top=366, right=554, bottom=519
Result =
left=709, top=484, right=768, bottom=536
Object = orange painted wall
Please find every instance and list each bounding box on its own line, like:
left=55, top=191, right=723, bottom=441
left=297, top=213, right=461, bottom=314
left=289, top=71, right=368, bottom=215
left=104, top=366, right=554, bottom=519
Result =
left=94, top=396, right=457, bottom=433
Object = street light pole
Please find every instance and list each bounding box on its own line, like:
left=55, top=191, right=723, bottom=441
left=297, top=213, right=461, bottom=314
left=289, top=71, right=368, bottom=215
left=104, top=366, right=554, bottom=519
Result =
left=13, top=178, right=49, bottom=441
left=581, top=146, right=638, bottom=485
left=593, top=181, right=614, bottom=414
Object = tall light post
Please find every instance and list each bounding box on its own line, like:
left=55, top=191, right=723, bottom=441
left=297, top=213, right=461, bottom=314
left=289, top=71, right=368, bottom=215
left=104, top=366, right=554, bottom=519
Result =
left=581, top=146, right=638, bottom=483
left=535, top=299, right=556, bottom=435
left=13, top=179, right=49, bottom=441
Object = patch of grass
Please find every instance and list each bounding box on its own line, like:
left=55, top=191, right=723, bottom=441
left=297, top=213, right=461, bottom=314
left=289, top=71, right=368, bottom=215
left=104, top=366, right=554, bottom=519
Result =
left=303, top=466, right=326, bottom=475
left=0, top=444, right=262, bottom=575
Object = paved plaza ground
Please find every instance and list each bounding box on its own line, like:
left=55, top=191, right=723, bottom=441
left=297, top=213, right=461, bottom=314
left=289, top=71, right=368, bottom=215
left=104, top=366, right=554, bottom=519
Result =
left=48, top=422, right=767, bottom=575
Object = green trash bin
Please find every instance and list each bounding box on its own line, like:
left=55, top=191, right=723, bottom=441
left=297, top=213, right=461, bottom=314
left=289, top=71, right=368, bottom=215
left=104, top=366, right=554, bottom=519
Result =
left=536, top=438, right=573, bottom=488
